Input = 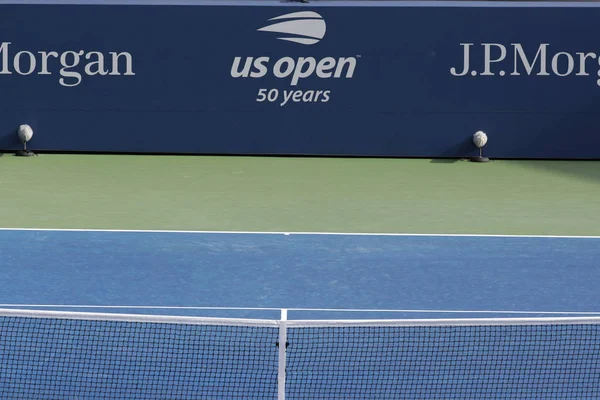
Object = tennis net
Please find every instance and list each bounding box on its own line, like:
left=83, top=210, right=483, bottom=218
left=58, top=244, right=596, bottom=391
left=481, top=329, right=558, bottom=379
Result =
left=0, top=308, right=599, bottom=399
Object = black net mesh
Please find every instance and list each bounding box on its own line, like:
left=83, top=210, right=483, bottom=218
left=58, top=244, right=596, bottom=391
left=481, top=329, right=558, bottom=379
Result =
left=0, top=316, right=278, bottom=399
left=285, top=324, right=600, bottom=399
left=2, top=314, right=600, bottom=399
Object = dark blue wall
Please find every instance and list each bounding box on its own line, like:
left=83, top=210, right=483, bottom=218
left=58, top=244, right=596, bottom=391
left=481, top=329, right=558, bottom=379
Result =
left=1, top=1, right=600, bottom=158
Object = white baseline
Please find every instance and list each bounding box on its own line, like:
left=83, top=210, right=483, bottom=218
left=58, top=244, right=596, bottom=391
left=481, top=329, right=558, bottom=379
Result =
left=0, top=227, right=598, bottom=239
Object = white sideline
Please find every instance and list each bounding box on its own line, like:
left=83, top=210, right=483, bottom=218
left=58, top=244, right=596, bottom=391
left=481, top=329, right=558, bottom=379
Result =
left=0, top=308, right=278, bottom=327
left=0, top=227, right=599, bottom=239
left=1, top=304, right=599, bottom=315
left=1, top=308, right=600, bottom=327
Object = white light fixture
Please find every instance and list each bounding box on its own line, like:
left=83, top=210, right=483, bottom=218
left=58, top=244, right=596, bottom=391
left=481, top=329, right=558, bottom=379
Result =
left=471, top=131, right=490, bottom=162
left=16, top=124, right=37, bottom=157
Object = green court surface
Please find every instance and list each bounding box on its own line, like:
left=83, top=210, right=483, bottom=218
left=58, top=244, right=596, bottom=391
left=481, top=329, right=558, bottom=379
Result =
left=0, top=154, right=598, bottom=236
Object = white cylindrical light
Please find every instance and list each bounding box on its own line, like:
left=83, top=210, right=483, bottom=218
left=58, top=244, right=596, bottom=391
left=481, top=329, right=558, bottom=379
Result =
left=18, top=124, right=34, bottom=143
left=473, top=130, right=488, bottom=148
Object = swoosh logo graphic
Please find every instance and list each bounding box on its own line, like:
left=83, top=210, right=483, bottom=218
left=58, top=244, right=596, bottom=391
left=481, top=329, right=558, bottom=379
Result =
left=258, top=11, right=326, bottom=45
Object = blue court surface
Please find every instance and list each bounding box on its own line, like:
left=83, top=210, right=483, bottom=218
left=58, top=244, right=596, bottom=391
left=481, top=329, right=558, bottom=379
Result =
left=1, top=229, right=599, bottom=320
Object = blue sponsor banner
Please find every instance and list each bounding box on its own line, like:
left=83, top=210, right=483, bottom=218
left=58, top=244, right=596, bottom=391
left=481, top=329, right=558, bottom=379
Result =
left=1, top=0, right=600, bottom=158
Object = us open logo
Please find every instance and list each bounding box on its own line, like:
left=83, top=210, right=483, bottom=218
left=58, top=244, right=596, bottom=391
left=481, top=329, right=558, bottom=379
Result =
left=257, top=11, right=326, bottom=46
left=231, top=11, right=358, bottom=106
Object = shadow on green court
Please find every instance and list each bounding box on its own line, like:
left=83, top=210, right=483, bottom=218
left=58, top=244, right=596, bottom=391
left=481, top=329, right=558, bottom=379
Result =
left=429, top=158, right=460, bottom=164
left=512, top=160, right=600, bottom=183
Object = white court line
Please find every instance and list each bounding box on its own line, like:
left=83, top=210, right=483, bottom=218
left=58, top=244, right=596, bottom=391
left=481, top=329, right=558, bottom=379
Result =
left=0, top=227, right=599, bottom=239
left=0, top=304, right=599, bottom=315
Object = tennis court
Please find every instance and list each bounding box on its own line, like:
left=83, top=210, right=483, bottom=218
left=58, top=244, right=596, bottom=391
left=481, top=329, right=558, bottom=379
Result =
left=1, top=155, right=599, bottom=398
left=1, top=228, right=600, bottom=319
